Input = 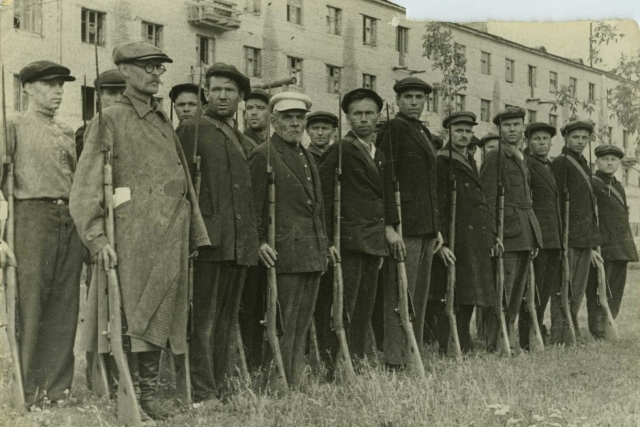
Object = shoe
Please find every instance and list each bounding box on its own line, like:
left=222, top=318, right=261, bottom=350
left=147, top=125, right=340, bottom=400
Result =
left=140, top=399, right=172, bottom=421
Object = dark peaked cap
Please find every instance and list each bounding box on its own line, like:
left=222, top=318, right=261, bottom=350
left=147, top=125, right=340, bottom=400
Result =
left=560, top=120, right=594, bottom=137
left=306, top=111, right=339, bottom=128
left=524, top=122, right=557, bottom=138
left=492, top=106, right=526, bottom=125
left=393, top=77, right=432, bottom=95
left=205, top=63, right=251, bottom=100
left=113, top=41, right=173, bottom=64
left=480, top=131, right=500, bottom=146
left=245, top=88, right=270, bottom=104
left=94, top=69, right=125, bottom=88
left=340, top=88, right=383, bottom=113
left=442, top=111, right=478, bottom=129
left=20, top=60, right=76, bottom=86
left=169, top=83, right=207, bottom=104
left=594, top=144, right=624, bottom=158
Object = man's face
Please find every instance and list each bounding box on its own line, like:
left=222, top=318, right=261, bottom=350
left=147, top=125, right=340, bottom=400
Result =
left=307, top=121, right=334, bottom=147
left=485, top=139, right=499, bottom=152
left=206, top=76, right=243, bottom=118
left=120, top=61, right=164, bottom=96
left=450, top=123, right=473, bottom=151
left=245, top=98, right=269, bottom=132
left=566, top=129, right=591, bottom=154
left=25, top=79, right=65, bottom=111
left=174, top=92, right=199, bottom=123
left=528, top=130, right=553, bottom=158
left=499, top=117, right=524, bottom=146
left=272, top=110, right=307, bottom=144
left=596, top=154, right=621, bottom=175
left=347, top=98, right=379, bottom=139
left=100, top=87, right=125, bottom=109
left=396, top=90, right=426, bottom=119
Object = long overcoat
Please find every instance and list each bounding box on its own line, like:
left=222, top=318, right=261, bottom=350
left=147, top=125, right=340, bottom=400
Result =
left=70, top=92, right=210, bottom=354
left=527, top=154, right=562, bottom=250
left=430, top=147, right=495, bottom=307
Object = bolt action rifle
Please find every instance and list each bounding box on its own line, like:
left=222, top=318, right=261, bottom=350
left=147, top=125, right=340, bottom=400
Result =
left=252, top=77, right=297, bottom=89
left=95, top=41, right=141, bottom=426
left=331, top=93, right=356, bottom=382
left=1, top=64, right=26, bottom=412
left=525, top=260, right=545, bottom=352
left=385, top=105, right=424, bottom=376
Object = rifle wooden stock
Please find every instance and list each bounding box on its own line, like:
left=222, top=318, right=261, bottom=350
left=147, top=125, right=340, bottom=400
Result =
left=494, top=188, right=511, bottom=357
left=445, top=166, right=462, bottom=359
left=526, top=260, right=545, bottom=352
left=560, top=191, right=577, bottom=346
left=595, top=253, right=619, bottom=341
left=308, top=319, right=321, bottom=373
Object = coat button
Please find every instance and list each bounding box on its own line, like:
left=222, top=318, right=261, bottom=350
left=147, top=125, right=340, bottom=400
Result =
left=465, top=183, right=470, bottom=188
left=468, top=225, right=473, bottom=230
left=234, top=184, right=240, bottom=189
left=307, top=199, right=312, bottom=205
left=482, top=225, right=487, bottom=230
left=236, top=214, right=242, bottom=220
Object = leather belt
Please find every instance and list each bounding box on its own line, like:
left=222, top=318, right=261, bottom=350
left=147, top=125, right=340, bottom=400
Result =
left=29, top=198, right=69, bottom=206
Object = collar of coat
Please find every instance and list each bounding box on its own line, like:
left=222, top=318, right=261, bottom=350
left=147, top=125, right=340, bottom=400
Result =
left=120, top=90, right=168, bottom=121
left=437, top=144, right=476, bottom=175
left=526, top=153, right=551, bottom=166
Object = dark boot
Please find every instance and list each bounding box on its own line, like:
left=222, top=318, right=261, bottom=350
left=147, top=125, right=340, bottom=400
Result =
left=138, top=351, right=171, bottom=421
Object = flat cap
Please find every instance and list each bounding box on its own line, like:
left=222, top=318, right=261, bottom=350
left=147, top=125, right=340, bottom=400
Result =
left=306, top=111, right=339, bottom=128
left=245, top=88, right=270, bottom=104
left=20, top=60, right=76, bottom=86
left=340, top=88, right=383, bottom=113
left=393, top=77, right=432, bottom=95
left=595, top=144, right=624, bottom=159
left=270, top=92, right=312, bottom=113
left=113, top=41, right=173, bottom=65
left=560, top=120, right=594, bottom=137
left=468, top=136, right=481, bottom=149
left=480, top=131, right=500, bottom=146
left=492, top=106, right=526, bottom=125
left=442, top=111, right=478, bottom=129
left=168, top=83, right=207, bottom=104
left=94, top=69, right=125, bottom=89
left=205, top=63, right=251, bottom=100
left=524, top=122, right=557, bottom=139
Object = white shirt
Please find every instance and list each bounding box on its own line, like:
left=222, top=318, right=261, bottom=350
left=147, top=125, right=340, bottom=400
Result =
left=356, top=135, right=376, bottom=159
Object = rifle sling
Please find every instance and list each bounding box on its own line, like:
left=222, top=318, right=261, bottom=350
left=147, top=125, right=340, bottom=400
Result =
left=592, top=175, right=626, bottom=208
left=202, top=115, right=248, bottom=161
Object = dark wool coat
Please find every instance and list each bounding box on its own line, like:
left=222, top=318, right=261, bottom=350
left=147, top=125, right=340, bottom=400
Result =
left=527, top=154, right=563, bottom=250
left=592, top=170, right=638, bottom=261
left=376, top=112, right=439, bottom=237
left=318, top=131, right=389, bottom=257
left=430, top=147, right=495, bottom=307
left=70, top=92, right=210, bottom=354
left=249, top=133, right=328, bottom=274
left=176, top=110, right=259, bottom=266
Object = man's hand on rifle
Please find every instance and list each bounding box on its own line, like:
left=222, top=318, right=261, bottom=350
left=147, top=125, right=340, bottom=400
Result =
left=328, top=246, right=341, bottom=266
left=433, top=231, right=444, bottom=253
left=0, top=239, right=17, bottom=267
left=96, top=244, right=118, bottom=271
left=492, top=237, right=504, bottom=257
left=385, top=225, right=406, bottom=261
left=531, top=248, right=539, bottom=259
left=259, top=242, right=278, bottom=268
left=437, top=245, right=456, bottom=266
left=590, top=249, right=604, bottom=267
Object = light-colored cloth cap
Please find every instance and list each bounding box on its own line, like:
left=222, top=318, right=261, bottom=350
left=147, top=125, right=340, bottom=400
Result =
left=270, top=92, right=312, bottom=113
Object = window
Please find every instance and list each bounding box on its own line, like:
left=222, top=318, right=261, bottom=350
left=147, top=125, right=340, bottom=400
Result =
left=505, top=59, right=515, bottom=83
left=81, top=9, right=106, bottom=45
left=481, top=52, right=491, bottom=75
left=287, top=0, right=302, bottom=25
left=14, top=0, right=42, bottom=34
left=549, top=114, right=557, bottom=128
left=623, top=130, right=629, bottom=150
left=528, top=65, right=537, bottom=97
left=396, top=26, right=409, bottom=66
left=607, top=126, right=613, bottom=144
left=549, top=71, right=558, bottom=93
left=454, top=43, right=466, bottom=69
left=245, top=47, right=262, bottom=78
left=569, top=77, right=577, bottom=97
left=480, top=99, right=491, bottom=122
left=528, top=109, right=537, bottom=123
left=246, top=0, right=261, bottom=14
left=326, top=65, right=341, bottom=94
left=455, top=94, right=466, bottom=112
left=426, top=89, right=438, bottom=113
left=327, top=6, right=341, bottom=36
left=197, top=35, right=215, bottom=65
left=362, top=73, right=376, bottom=90
left=588, top=82, right=596, bottom=101
left=142, top=22, right=163, bottom=48
left=81, top=85, right=96, bottom=121
left=363, top=15, right=377, bottom=46
left=288, top=56, right=303, bottom=86
left=13, top=75, right=28, bottom=112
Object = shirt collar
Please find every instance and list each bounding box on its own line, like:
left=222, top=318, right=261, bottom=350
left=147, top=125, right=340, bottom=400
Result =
left=595, top=169, right=616, bottom=183
left=355, top=134, right=376, bottom=158
left=120, top=89, right=165, bottom=120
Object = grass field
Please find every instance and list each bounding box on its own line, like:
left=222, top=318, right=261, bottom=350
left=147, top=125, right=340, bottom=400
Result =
left=1, top=267, right=639, bottom=427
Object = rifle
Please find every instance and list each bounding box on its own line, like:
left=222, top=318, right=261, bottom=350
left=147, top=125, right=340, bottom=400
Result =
left=494, top=118, right=511, bottom=356
left=252, top=77, right=297, bottom=89
left=263, top=85, right=288, bottom=394
left=525, top=260, right=545, bottom=352
left=95, top=42, right=141, bottom=426
left=444, top=112, right=462, bottom=359
left=1, top=64, right=26, bottom=412
left=386, top=104, right=424, bottom=376
left=331, top=93, right=356, bottom=382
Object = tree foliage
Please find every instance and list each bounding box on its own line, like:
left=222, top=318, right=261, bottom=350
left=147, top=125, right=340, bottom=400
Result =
left=609, top=51, right=640, bottom=157
left=589, top=21, right=625, bottom=66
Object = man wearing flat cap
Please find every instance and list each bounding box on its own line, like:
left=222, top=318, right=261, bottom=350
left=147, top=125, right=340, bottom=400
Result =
left=585, top=144, right=637, bottom=339
left=317, top=88, right=389, bottom=368
left=169, top=83, right=207, bottom=125
left=479, top=132, right=500, bottom=164
left=429, top=111, right=497, bottom=354
left=249, top=92, right=334, bottom=388
left=70, top=41, right=210, bottom=420
left=243, top=89, right=270, bottom=146
left=307, top=111, right=338, bottom=162
left=549, top=120, right=603, bottom=343
left=480, top=106, right=542, bottom=353
left=518, top=122, right=562, bottom=349
left=176, top=62, right=258, bottom=401
left=1, top=60, right=83, bottom=406
left=376, top=76, right=443, bottom=367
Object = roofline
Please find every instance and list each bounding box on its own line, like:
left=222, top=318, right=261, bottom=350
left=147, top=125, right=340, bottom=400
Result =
left=445, top=22, right=623, bottom=82
left=370, top=0, right=406, bottom=13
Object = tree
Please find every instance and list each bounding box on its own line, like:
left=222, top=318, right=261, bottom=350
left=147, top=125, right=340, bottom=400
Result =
left=609, top=51, right=640, bottom=160
left=589, top=21, right=625, bottom=67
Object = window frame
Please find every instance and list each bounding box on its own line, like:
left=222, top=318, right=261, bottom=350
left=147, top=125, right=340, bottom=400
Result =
left=246, top=0, right=261, bottom=15
left=197, top=35, right=215, bottom=66
left=362, top=73, right=376, bottom=90
left=505, top=59, right=515, bottom=83
left=362, top=15, right=377, bottom=46
left=81, top=8, right=106, bottom=46
left=286, top=0, right=302, bottom=25
left=455, top=94, right=466, bottom=112
left=480, top=99, right=491, bottom=122
left=326, top=65, right=342, bottom=94
left=13, top=74, right=29, bottom=112
left=527, top=109, right=537, bottom=123
left=288, top=56, right=303, bottom=86
left=142, top=21, right=164, bottom=49
left=549, top=71, right=558, bottom=93
left=326, top=6, right=342, bottom=36
left=481, top=51, right=491, bottom=75
left=588, top=82, right=596, bottom=101
left=245, top=46, right=262, bottom=78
left=549, top=114, right=558, bottom=128
left=569, top=77, right=577, bottom=97
left=14, top=0, right=43, bottom=34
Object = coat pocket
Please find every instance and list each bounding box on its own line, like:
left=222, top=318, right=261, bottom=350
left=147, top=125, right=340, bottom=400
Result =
left=502, top=206, right=522, bottom=238
left=202, top=214, right=222, bottom=248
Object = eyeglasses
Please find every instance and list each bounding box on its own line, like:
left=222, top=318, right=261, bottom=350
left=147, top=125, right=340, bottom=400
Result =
left=131, top=62, right=167, bottom=75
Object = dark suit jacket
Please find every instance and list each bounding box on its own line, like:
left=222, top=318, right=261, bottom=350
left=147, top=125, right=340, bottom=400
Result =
left=319, top=131, right=389, bottom=257
left=249, top=133, right=329, bottom=274
left=527, top=154, right=562, bottom=250
left=480, top=144, right=542, bottom=252
left=177, top=110, right=259, bottom=266
left=592, top=170, right=638, bottom=261
left=550, top=147, right=602, bottom=248
left=243, top=127, right=263, bottom=147
left=376, top=112, right=439, bottom=237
